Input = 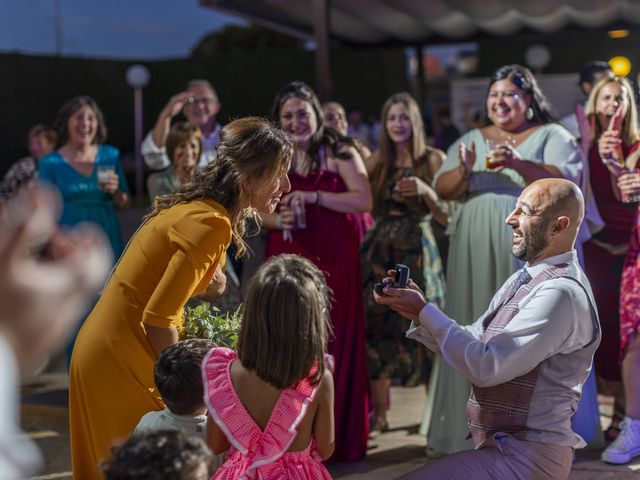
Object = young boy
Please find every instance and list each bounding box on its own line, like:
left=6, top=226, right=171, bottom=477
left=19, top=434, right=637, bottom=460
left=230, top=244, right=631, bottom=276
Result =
left=135, top=339, right=214, bottom=439
left=101, top=429, right=212, bottom=480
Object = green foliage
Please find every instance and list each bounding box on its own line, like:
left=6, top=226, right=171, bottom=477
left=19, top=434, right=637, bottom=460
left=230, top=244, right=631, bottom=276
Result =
left=191, top=25, right=303, bottom=58
left=182, top=301, right=242, bottom=349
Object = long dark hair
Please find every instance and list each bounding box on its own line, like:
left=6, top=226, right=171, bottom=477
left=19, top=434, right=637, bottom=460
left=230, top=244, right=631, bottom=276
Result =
left=145, top=117, right=294, bottom=257
left=54, top=95, right=108, bottom=146
left=270, top=81, right=356, bottom=173
left=486, top=64, right=556, bottom=125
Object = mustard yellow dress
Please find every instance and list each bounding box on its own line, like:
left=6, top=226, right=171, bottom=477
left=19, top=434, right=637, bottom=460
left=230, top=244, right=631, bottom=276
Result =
left=69, top=199, right=231, bottom=479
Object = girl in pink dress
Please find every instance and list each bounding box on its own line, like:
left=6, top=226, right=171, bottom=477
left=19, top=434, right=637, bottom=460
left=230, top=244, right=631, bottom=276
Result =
left=203, top=254, right=334, bottom=479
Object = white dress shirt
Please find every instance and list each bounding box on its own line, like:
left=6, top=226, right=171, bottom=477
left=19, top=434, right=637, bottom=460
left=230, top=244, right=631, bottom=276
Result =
left=407, top=250, right=600, bottom=448
left=135, top=408, right=225, bottom=470
left=135, top=408, right=207, bottom=440
left=141, top=123, right=221, bottom=171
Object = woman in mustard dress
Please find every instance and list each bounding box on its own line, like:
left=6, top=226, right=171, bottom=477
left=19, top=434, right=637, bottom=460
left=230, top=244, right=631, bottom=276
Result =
left=68, top=117, right=294, bottom=479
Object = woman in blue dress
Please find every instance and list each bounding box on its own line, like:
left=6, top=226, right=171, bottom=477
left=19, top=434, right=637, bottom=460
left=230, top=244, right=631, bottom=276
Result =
left=39, top=96, right=130, bottom=260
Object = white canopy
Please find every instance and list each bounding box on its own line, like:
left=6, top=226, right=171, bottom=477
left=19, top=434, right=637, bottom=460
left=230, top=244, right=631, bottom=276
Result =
left=200, top=0, right=639, bottom=46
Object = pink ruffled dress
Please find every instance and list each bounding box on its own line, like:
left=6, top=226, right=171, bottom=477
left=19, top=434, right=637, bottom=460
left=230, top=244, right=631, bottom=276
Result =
left=202, top=347, right=332, bottom=480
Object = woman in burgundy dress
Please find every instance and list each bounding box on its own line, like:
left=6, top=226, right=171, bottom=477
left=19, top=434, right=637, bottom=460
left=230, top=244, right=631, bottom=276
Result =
left=604, top=173, right=640, bottom=464
left=264, top=81, right=372, bottom=461
left=583, top=76, right=640, bottom=438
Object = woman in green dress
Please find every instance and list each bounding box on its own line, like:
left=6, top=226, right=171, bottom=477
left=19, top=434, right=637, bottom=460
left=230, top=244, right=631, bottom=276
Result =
left=361, top=92, right=447, bottom=432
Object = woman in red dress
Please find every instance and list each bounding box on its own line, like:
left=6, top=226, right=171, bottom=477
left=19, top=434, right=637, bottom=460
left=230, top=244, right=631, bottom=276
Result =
left=583, top=76, right=640, bottom=437
left=601, top=167, right=640, bottom=464
left=264, top=81, right=372, bottom=461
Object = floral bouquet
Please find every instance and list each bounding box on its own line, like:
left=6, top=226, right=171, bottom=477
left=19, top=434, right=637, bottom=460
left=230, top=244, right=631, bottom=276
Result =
left=180, top=301, right=242, bottom=349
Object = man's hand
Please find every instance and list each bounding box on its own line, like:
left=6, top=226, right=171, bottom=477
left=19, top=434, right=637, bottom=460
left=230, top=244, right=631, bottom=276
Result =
left=161, top=92, right=190, bottom=120
left=373, top=271, right=428, bottom=322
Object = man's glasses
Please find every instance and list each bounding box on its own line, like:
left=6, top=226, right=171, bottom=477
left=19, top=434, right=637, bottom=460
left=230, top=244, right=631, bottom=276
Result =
left=186, top=96, right=217, bottom=106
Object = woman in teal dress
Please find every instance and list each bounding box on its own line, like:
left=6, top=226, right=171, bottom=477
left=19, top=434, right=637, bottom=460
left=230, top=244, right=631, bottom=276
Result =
left=39, top=96, right=130, bottom=260
left=423, top=65, right=585, bottom=455
left=362, top=92, right=447, bottom=432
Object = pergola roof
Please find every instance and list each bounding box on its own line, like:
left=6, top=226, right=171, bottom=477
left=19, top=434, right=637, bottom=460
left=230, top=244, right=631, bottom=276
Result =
left=200, top=0, right=640, bottom=46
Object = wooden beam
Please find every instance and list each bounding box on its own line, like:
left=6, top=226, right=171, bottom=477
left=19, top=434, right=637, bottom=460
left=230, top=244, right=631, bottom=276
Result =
left=313, top=0, right=332, bottom=100
left=415, top=45, right=426, bottom=110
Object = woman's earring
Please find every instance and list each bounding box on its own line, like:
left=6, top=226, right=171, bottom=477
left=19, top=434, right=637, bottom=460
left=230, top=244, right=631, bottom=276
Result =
left=526, top=107, right=534, bottom=121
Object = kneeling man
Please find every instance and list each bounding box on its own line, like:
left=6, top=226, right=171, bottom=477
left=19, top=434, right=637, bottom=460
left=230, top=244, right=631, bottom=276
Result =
left=376, top=179, right=600, bottom=480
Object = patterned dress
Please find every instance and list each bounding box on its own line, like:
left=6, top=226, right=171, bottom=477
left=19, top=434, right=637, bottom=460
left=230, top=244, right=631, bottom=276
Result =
left=620, top=206, right=640, bottom=359
left=361, top=158, right=445, bottom=386
left=203, top=347, right=332, bottom=480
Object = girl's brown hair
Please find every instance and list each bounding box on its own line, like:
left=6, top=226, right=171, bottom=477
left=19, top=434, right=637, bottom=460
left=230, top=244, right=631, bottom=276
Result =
left=238, top=254, right=332, bottom=389
left=586, top=76, right=640, bottom=148
left=145, top=117, right=294, bottom=257
left=166, top=122, right=202, bottom=165
left=370, top=92, right=435, bottom=212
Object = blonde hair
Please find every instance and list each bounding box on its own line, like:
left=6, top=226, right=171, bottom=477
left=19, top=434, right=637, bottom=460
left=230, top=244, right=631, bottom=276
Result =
left=586, top=76, right=640, bottom=148
left=238, top=254, right=332, bottom=389
left=370, top=92, right=434, bottom=212
left=145, top=117, right=294, bottom=257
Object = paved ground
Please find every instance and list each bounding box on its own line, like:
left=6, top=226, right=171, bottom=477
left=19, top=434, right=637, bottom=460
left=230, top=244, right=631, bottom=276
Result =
left=20, top=366, right=640, bottom=480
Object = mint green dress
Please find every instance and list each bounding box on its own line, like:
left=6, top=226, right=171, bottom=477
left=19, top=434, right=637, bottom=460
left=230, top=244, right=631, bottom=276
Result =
left=421, top=124, right=583, bottom=454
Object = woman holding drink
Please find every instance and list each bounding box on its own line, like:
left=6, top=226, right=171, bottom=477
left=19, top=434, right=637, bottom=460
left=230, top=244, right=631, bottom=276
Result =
left=599, top=165, right=640, bottom=464
left=424, top=64, right=584, bottom=455
left=583, top=76, right=640, bottom=441
left=361, top=92, right=447, bottom=433
left=39, top=96, right=130, bottom=260
left=265, top=81, right=372, bottom=461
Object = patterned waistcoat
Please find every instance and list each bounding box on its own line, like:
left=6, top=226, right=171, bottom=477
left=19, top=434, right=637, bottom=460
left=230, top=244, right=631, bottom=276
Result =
left=465, top=263, right=572, bottom=445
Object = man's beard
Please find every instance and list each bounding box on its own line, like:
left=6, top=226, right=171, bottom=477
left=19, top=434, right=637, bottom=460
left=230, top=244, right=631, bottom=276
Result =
left=512, top=221, right=549, bottom=262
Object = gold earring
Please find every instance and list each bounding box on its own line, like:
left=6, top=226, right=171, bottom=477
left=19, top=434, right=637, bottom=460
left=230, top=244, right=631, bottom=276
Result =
left=526, top=107, right=534, bottom=121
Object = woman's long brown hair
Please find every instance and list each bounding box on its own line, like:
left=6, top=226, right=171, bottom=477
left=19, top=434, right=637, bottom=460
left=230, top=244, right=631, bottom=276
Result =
left=144, top=117, right=294, bottom=257
left=370, top=92, right=434, bottom=213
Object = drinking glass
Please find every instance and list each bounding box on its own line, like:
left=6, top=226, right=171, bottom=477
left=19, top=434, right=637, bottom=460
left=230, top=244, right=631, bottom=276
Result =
left=604, top=160, right=640, bottom=203
left=485, top=139, right=504, bottom=170
left=621, top=169, right=640, bottom=204
left=96, top=165, right=115, bottom=190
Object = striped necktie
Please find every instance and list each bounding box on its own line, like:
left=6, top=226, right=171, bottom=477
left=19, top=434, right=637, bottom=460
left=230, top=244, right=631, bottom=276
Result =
left=482, top=268, right=532, bottom=330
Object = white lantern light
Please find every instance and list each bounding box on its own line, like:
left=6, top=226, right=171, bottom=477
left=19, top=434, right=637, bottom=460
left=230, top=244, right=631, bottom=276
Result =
left=126, top=64, right=150, bottom=89
left=524, top=45, right=551, bottom=71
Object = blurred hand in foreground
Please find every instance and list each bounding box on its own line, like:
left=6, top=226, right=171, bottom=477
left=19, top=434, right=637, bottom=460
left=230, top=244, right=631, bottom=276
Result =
left=0, top=185, right=111, bottom=374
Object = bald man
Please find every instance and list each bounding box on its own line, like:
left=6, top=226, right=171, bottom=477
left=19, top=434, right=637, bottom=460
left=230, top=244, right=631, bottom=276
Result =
left=376, top=179, right=600, bottom=480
